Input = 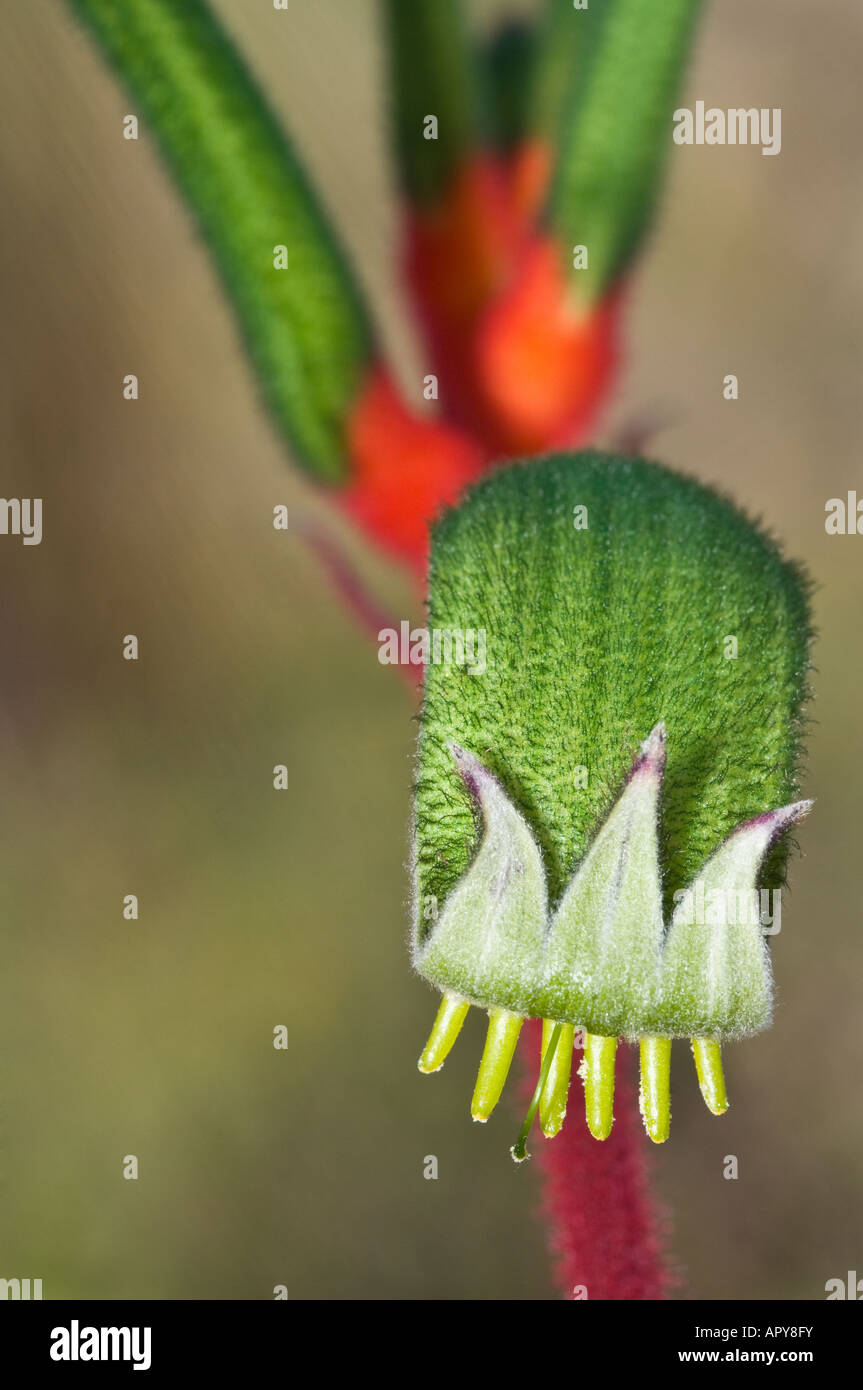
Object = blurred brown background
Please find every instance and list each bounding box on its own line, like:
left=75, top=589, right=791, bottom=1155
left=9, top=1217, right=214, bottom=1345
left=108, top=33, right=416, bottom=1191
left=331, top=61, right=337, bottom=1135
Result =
left=1, top=0, right=861, bottom=1299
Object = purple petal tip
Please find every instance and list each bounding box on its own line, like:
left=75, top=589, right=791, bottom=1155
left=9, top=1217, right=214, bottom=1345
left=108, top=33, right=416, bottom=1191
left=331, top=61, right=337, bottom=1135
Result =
left=447, top=741, right=488, bottom=800
left=632, top=722, right=667, bottom=779
left=734, top=798, right=814, bottom=843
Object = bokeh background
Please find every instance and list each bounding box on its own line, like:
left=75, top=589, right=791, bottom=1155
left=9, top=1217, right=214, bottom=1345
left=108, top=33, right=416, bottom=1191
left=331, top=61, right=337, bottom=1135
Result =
left=1, top=0, right=861, bottom=1299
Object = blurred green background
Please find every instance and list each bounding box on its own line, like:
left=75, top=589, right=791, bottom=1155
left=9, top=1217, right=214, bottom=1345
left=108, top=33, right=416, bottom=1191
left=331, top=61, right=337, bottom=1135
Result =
left=1, top=0, right=861, bottom=1299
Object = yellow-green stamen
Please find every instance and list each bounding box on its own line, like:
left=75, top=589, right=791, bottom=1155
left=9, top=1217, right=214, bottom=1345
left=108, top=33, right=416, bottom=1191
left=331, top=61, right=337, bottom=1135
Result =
left=418, top=992, right=470, bottom=1073
left=539, top=1019, right=575, bottom=1138
left=471, top=1008, right=523, bottom=1121
left=639, top=1035, right=672, bottom=1143
left=583, top=1032, right=618, bottom=1139
left=691, top=1037, right=729, bottom=1114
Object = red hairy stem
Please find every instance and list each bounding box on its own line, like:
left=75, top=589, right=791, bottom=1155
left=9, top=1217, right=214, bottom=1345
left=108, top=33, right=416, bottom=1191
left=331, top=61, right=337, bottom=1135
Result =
left=524, top=1020, right=673, bottom=1300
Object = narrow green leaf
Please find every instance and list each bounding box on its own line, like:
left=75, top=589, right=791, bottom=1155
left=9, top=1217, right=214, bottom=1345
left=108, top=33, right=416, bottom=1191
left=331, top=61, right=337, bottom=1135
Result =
left=548, top=0, right=703, bottom=302
left=526, top=0, right=591, bottom=144
left=481, top=21, right=537, bottom=153
left=382, top=0, right=479, bottom=204
left=67, top=0, right=374, bottom=482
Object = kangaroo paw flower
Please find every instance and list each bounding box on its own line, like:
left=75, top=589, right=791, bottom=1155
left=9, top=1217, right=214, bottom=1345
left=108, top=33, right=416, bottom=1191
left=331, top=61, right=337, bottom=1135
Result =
left=412, top=452, right=813, bottom=1157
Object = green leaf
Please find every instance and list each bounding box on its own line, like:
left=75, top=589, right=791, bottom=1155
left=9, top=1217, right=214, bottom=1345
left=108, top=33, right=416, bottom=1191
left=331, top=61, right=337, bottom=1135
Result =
left=547, top=0, right=703, bottom=302
left=382, top=0, right=480, bottom=204
left=66, top=0, right=374, bottom=482
left=526, top=0, right=591, bottom=144
left=480, top=21, right=537, bottom=154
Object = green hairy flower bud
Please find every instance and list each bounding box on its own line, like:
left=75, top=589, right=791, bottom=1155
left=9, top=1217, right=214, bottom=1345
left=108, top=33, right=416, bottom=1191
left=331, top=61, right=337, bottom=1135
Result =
left=412, top=452, right=812, bottom=1154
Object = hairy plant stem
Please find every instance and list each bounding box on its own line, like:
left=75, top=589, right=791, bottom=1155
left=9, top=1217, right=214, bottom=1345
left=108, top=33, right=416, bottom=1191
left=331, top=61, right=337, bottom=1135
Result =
left=524, top=1022, right=672, bottom=1299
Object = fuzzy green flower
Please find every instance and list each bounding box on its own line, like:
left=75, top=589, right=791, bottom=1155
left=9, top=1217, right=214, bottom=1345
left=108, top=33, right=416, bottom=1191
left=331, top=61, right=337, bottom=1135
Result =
left=412, top=452, right=812, bottom=1154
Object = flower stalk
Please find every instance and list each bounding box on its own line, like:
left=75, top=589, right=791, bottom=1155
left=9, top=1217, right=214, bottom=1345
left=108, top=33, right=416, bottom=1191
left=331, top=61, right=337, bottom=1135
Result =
left=66, top=0, right=774, bottom=1302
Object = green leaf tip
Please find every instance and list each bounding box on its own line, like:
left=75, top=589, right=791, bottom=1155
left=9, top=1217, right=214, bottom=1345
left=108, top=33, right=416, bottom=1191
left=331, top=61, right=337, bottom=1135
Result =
left=481, top=20, right=538, bottom=155
left=412, top=450, right=813, bottom=1145
left=66, top=0, right=374, bottom=482
left=547, top=0, right=704, bottom=302
left=383, top=0, right=479, bottom=205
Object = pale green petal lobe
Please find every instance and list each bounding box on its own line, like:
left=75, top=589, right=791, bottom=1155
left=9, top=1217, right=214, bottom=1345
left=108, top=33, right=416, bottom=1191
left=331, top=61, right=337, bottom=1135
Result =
left=541, top=724, right=666, bottom=1033
left=414, top=746, right=547, bottom=1015
left=660, top=801, right=813, bottom=1037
